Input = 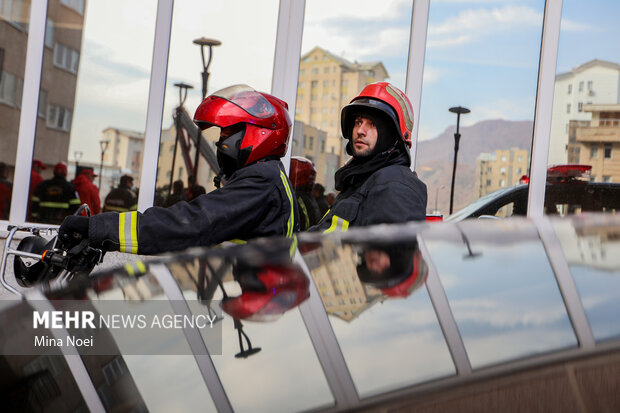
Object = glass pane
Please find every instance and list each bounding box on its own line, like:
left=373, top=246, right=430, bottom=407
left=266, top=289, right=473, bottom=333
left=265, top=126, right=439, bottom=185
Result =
left=301, top=235, right=455, bottom=398
left=294, top=0, right=413, bottom=193
left=155, top=0, right=279, bottom=206
left=29, top=0, right=157, bottom=224
left=546, top=1, right=620, bottom=216
left=417, top=1, right=544, bottom=219
left=424, top=219, right=577, bottom=368
left=0, top=0, right=31, bottom=220
left=552, top=216, right=620, bottom=342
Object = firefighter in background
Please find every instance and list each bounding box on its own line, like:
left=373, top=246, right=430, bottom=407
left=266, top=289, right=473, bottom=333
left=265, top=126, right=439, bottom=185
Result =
left=312, top=182, right=329, bottom=217
left=310, top=82, right=427, bottom=232
left=31, top=162, right=80, bottom=224
left=289, top=156, right=321, bottom=231
left=27, top=159, right=46, bottom=220
left=0, top=162, right=12, bottom=220
left=73, top=167, right=101, bottom=215
left=103, top=175, right=137, bottom=213
left=59, top=84, right=299, bottom=255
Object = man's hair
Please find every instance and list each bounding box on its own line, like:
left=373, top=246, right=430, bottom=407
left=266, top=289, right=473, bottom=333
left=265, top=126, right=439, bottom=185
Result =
left=120, top=175, right=133, bottom=187
left=312, top=183, right=325, bottom=196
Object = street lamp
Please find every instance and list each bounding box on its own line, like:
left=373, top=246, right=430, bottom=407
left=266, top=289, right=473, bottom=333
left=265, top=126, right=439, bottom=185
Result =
left=99, top=140, right=109, bottom=189
left=193, top=37, right=221, bottom=179
left=74, top=150, right=83, bottom=178
left=448, top=106, right=470, bottom=215
left=170, top=82, right=194, bottom=197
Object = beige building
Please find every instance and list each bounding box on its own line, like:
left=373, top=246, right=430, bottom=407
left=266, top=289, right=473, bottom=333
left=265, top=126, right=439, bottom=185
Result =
left=0, top=0, right=85, bottom=177
left=296, top=46, right=388, bottom=162
left=476, top=147, right=530, bottom=197
left=290, top=120, right=339, bottom=192
left=570, top=103, right=620, bottom=183
left=101, top=127, right=145, bottom=187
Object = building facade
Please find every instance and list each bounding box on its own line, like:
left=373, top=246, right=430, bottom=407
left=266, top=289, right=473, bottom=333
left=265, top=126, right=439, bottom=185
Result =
left=290, top=120, right=339, bottom=192
left=549, top=59, right=620, bottom=166
left=296, top=46, right=388, bottom=162
left=476, top=147, right=530, bottom=197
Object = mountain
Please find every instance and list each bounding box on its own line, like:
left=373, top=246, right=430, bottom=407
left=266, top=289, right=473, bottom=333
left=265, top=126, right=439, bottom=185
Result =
left=415, top=119, right=534, bottom=214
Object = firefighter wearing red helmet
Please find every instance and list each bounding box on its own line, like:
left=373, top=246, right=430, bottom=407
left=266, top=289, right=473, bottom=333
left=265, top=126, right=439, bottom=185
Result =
left=289, top=156, right=321, bottom=230
left=59, top=85, right=299, bottom=255
left=30, top=162, right=81, bottom=224
left=310, top=82, right=427, bottom=232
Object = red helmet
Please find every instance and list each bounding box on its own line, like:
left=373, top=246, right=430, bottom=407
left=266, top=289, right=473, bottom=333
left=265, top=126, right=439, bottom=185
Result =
left=341, top=82, right=414, bottom=150
left=289, top=156, right=316, bottom=189
left=193, top=85, right=292, bottom=175
left=53, top=162, right=68, bottom=176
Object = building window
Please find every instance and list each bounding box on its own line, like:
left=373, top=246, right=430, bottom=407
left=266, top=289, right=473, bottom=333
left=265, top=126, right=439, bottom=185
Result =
left=500, top=167, right=506, bottom=174
left=320, top=140, right=325, bottom=153
left=53, top=43, right=80, bottom=74
left=309, top=136, right=314, bottom=150
left=603, top=176, right=612, bottom=183
left=38, top=89, right=47, bottom=117
left=486, top=179, right=491, bottom=186
left=499, top=180, right=505, bottom=187
left=45, top=19, right=54, bottom=48
left=311, top=68, right=319, bottom=75
left=578, top=102, right=583, bottom=112
left=604, top=143, right=612, bottom=159
left=311, top=80, right=318, bottom=88
left=590, top=145, right=598, bottom=159
left=566, top=104, right=571, bottom=114
left=578, top=81, right=584, bottom=92
left=1, top=0, right=30, bottom=29
left=46, top=103, right=72, bottom=131
left=61, top=0, right=85, bottom=15
left=567, top=84, right=572, bottom=94
left=587, top=80, right=593, bottom=90
left=0, top=71, right=17, bottom=105
left=323, top=67, right=329, bottom=73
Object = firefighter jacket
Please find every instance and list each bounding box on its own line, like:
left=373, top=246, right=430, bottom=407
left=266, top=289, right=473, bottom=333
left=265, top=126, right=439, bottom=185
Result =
left=309, top=163, right=427, bottom=233
left=31, top=176, right=81, bottom=224
left=0, top=178, right=11, bottom=220
left=295, top=189, right=321, bottom=231
left=103, top=186, right=138, bottom=213
left=73, top=174, right=101, bottom=215
left=88, top=159, right=299, bottom=255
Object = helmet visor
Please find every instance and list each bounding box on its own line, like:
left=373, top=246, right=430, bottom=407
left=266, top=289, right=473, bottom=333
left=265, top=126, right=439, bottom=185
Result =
left=211, top=84, right=274, bottom=118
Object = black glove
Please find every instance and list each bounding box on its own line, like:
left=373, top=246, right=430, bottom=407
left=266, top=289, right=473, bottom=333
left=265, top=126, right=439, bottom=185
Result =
left=58, top=215, right=90, bottom=250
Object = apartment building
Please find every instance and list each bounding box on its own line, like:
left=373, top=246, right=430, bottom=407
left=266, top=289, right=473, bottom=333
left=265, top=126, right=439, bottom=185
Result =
left=476, top=147, right=530, bottom=197
left=290, top=120, right=339, bottom=192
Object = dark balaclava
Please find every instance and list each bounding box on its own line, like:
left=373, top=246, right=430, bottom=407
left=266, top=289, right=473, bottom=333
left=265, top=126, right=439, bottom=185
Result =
left=346, top=108, right=398, bottom=159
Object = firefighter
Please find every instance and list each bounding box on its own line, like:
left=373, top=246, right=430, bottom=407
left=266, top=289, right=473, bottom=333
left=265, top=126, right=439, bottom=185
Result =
left=31, top=162, right=81, bottom=224
left=73, top=167, right=101, bottom=215
left=309, top=82, right=427, bottom=232
left=59, top=85, right=299, bottom=255
left=103, top=175, right=137, bottom=213
left=289, top=156, right=321, bottom=231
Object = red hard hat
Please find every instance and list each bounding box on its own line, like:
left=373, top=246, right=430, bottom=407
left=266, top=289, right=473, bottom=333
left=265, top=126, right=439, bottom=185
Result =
left=33, top=159, right=47, bottom=169
left=193, top=85, right=292, bottom=168
left=53, top=162, right=67, bottom=176
left=289, top=156, right=316, bottom=188
left=341, top=82, right=414, bottom=151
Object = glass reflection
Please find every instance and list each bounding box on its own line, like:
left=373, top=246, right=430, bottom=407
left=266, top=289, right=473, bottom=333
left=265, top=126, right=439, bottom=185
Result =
left=163, top=238, right=334, bottom=413
left=0, top=0, right=31, bottom=220
left=552, top=216, right=620, bottom=342
left=157, top=0, right=279, bottom=206
left=424, top=219, right=577, bottom=368
left=417, top=1, right=544, bottom=218
left=29, top=0, right=157, bottom=224
left=546, top=1, right=620, bottom=216
left=301, top=233, right=455, bottom=397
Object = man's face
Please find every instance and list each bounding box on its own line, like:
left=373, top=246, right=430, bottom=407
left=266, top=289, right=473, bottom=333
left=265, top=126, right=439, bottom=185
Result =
left=351, top=116, right=378, bottom=157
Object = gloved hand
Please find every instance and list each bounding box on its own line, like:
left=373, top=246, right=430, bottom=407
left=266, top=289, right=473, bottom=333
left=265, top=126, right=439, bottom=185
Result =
left=58, top=215, right=90, bottom=250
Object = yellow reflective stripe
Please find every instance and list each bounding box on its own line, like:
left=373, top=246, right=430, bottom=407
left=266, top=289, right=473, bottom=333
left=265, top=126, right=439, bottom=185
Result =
left=130, top=204, right=138, bottom=210
left=321, top=208, right=330, bottom=221
left=124, top=261, right=147, bottom=277
left=279, top=171, right=295, bottom=237
left=297, top=196, right=309, bottom=230
left=31, top=196, right=40, bottom=202
left=289, top=235, right=298, bottom=257
left=229, top=239, right=247, bottom=244
left=323, top=215, right=350, bottom=234
left=39, top=201, right=70, bottom=208
left=119, top=211, right=138, bottom=254
left=124, top=263, right=135, bottom=276
left=69, top=199, right=81, bottom=205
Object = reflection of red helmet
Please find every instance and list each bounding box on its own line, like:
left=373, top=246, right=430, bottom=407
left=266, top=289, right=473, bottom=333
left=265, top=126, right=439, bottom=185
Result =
left=221, top=265, right=309, bottom=322
left=289, top=156, right=316, bottom=189
left=380, top=249, right=428, bottom=298
left=53, top=162, right=68, bottom=176
left=341, top=82, right=414, bottom=149
left=193, top=85, right=292, bottom=169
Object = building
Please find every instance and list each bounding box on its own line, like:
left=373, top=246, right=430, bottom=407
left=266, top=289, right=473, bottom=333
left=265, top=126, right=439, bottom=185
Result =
left=101, top=127, right=145, bottom=189
left=290, top=120, right=339, bottom=192
left=570, top=103, right=620, bottom=183
left=0, top=0, right=85, bottom=178
left=549, top=59, right=620, bottom=165
left=296, top=46, right=388, bottom=161
left=475, top=147, right=530, bottom=197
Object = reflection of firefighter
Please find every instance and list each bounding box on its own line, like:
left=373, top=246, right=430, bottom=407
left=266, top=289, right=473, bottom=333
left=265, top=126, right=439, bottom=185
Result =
left=73, top=167, right=101, bottom=215
left=59, top=85, right=299, bottom=255
left=31, top=162, right=80, bottom=224
left=355, top=242, right=427, bottom=298
left=103, top=175, right=137, bottom=213
left=289, top=156, right=321, bottom=230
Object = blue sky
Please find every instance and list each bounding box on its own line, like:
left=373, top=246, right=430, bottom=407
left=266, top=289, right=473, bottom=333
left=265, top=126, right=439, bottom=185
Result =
left=67, top=0, right=620, bottom=162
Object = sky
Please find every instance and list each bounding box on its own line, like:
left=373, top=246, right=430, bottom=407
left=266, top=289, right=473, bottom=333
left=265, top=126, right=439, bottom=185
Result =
left=66, top=0, right=620, bottom=163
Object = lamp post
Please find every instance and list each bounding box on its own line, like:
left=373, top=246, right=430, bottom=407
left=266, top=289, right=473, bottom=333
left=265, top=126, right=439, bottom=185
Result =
left=74, top=150, right=83, bottom=178
left=99, top=140, right=109, bottom=189
left=170, top=82, right=194, bottom=197
left=448, top=106, right=470, bottom=215
left=193, top=37, right=221, bottom=179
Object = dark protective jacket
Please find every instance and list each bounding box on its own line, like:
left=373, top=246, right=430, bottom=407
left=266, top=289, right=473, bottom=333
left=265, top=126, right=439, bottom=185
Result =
left=89, top=159, right=299, bottom=255
left=296, top=189, right=321, bottom=231
left=31, top=176, right=81, bottom=224
left=103, top=186, right=138, bottom=213
left=309, top=164, right=427, bottom=233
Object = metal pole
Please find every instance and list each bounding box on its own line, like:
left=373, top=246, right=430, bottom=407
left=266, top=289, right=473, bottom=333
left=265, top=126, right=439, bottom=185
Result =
left=98, top=141, right=109, bottom=190
left=448, top=106, right=470, bottom=215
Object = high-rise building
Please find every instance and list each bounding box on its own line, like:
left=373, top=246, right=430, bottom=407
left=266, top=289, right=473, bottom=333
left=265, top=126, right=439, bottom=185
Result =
left=570, top=103, right=620, bottom=183
left=549, top=59, right=620, bottom=165
left=296, top=46, right=388, bottom=161
left=476, top=147, right=530, bottom=198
